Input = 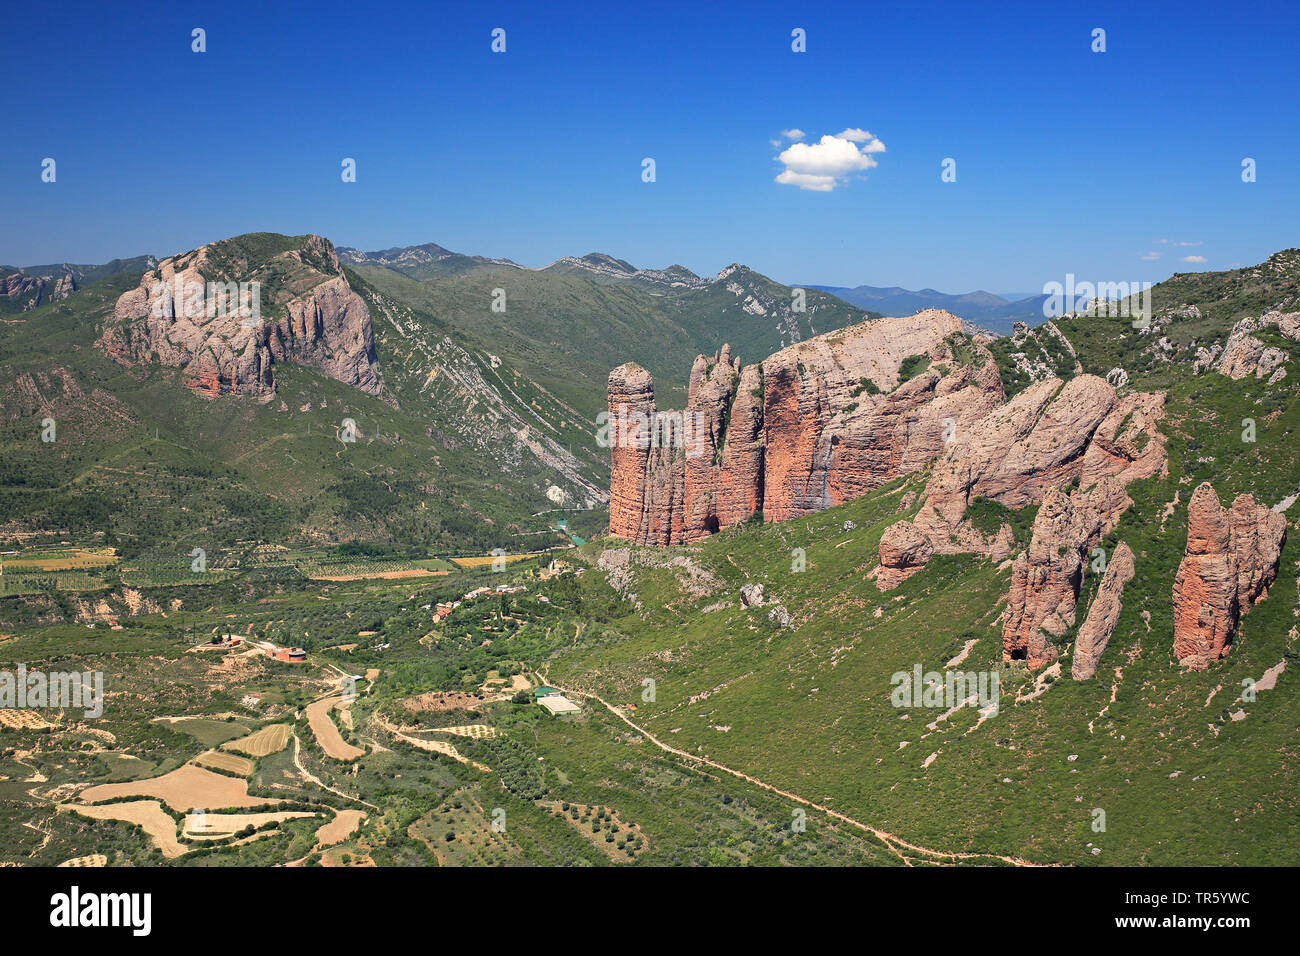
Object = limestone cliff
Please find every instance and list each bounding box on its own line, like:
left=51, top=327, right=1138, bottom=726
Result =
left=99, top=234, right=383, bottom=401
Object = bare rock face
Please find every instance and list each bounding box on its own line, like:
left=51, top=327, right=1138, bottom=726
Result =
left=1216, top=314, right=1292, bottom=382
left=99, top=234, right=382, bottom=402
left=607, top=349, right=760, bottom=545
left=608, top=310, right=1004, bottom=545
left=1272, top=311, right=1300, bottom=342
left=1072, top=541, right=1136, bottom=680
left=1172, top=483, right=1287, bottom=669
left=762, top=310, right=1004, bottom=523
left=872, top=520, right=934, bottom=590
left=880, top=375, right=1165, bottom=594
left=1, top=270, right=75, bottom=310
left=607, top=363, right=668, bottom=544
left=1001, top=478, right=1134, bottom=668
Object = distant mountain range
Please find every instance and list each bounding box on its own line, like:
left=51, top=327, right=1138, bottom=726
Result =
left=338, top=245, right=1053, bottom=334
left=808, top=283, right=1050, bottom=334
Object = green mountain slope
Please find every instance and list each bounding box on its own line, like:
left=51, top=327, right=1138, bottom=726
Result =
left=543, top=353, right=1300, bottom=864
left=343, top=243, right=878, bottom=413
left=0, top=239, right=606, bottom=566
left=528, top=250, right=1300, bottom=865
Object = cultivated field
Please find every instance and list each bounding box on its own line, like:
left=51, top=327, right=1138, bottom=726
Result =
left=305, top=697, right=364, bottom=760
left=194, top=751, right=255, bottom=776
left=0, top=710, right=57, bottom=730
left=223, top=723, right=291, bottom=757
left=294, top=555, right=455, bottom=581
left=0, top=547, right=116, bottom=571
left=400, top=691, right=485, bottom=713
left=430, top=724, right=498, bottom=739
left=79, top=764, right=273, bottom=812
left=309, top=568, right=451, bottom=581
left=183, top=810, right=316, bottom=839
left=448, top=553, right=534, bottom=568
left=315, top=809, right=366, bottom=847
left=61, top=800, right=188, bottom=859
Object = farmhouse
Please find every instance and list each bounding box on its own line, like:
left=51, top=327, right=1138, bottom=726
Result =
left=252, top=640, right=306, bottom=663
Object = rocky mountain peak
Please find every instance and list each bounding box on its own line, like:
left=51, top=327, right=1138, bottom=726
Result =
left=98, top=233, right=383, bottom=401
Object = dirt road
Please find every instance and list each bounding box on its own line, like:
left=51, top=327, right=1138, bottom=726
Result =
left=548, top=681, right=1046, bottom=867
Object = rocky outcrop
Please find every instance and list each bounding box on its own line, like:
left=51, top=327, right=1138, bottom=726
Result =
left=1001, top=478, right=1135, bottom=668
left=762, top=310, right=1004, bottom=522
left=871, top=521, right=935, bottom=590
left=608, top=310, right=1004, bottom=545
left=1171, top=483, right=1287, bottom=670
left=607, top=348, right=760, bottom=545
left=1274, top=311, right=1300, bottom=342
left=862, top=365, right=1164, bottom=664
left=1002, top=320, right=1083, bottom=387
left=1, top=270, right=74, bottom=311
left=1214, top=312, right=1298, bottom=383
left=1218, top=336, right=1285, bottom=381
left=99, top=234, right=382, bottom=402
left=1071, top=542, right=1136, bottom=680
left=995, top=387, right=1167, bottom=669
left=875, top=375, right=1165, bottom=596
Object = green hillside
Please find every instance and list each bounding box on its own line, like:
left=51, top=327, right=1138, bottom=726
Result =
left=0, top=249, right=597, bottom=568
left=1, top=244, right=1297, bottom=868
left=345, top=245, right=877, bottom=414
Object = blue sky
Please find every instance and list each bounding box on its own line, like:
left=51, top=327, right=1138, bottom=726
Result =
left=2, top=0, right=1297, bottom=292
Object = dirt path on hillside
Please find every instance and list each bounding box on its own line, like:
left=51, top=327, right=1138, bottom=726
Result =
left=549, top=681, right=1047, bottom=867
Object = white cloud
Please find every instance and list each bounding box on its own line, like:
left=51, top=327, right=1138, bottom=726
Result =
left=1140, top=251, right=1161, bottom=261
left=774, top=129, right=886, bottom=191
left=774, top=170, right=838, bottom=191
left=780, top=128, right=806, bottom=141
left=1182, top=255, right=1208, bottom=263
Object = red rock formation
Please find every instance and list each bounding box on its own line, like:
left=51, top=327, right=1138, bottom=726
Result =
left=874, top=371, right=1166, bottom=605
left=871, top=521, right=934, bottom=590
left=608, top=310, right=1005, bottom=546
left=1001, top=475, right=1142, bottom=668
left=1172, top=483, right=1287, bottom=669
left=99, top=234, right=382, bottom=402
left=761, top=310, right=1003, bottom=522
left=607, top=362, right=681, bottom=545
left=1071, top=541, right=1136, bottom=680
